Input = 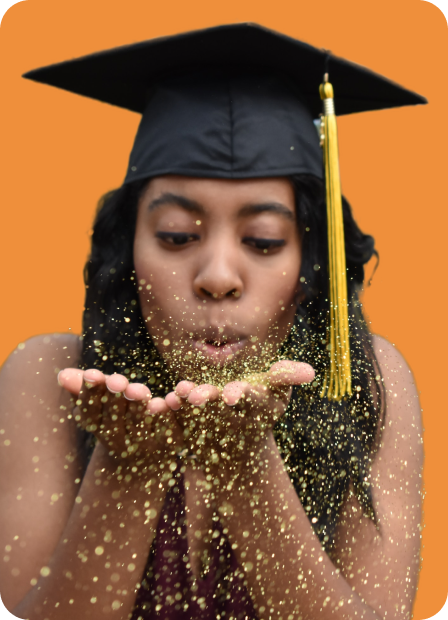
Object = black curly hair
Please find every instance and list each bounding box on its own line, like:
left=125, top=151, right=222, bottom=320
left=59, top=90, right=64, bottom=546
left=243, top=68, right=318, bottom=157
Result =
left=79, top=174, right=385, bottom=553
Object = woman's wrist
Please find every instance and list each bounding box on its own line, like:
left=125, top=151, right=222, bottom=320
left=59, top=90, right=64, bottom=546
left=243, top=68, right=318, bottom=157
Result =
left=203, top=430, right=278, bottom=497
left=92, top=439, right=179, bottom=504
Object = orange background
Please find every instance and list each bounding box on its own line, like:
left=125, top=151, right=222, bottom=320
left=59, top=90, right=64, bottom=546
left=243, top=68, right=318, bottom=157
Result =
left=0, top=0, right=446, bottom=617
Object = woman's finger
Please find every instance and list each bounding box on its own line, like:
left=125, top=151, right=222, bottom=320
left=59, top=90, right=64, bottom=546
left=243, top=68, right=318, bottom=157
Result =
left=76, top=371, right=108, bottom=428
left=57, top=368, right=85, bottom=394
left=83, top=368, right=106, bottom=389
left=166, top=391, right=183, bottom=411
left=268, top=360, right=315, bottom=387
left=106, top=373, right=129, bottom=394
left=222, top=381, right=249, bottom=407
left=147, top=397, right=170, bottom=416
left=124, top=383, right=152, bottom=402
left=174, top=380, right=196, bottom=399
left=101, top=374, right=129, bottom=425
left=187, top=384, right=220, bottom=406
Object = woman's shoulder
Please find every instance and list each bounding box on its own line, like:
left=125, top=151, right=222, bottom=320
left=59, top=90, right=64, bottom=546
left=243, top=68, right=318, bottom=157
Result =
left=0, top=331, right=84, bottom=462
left=0, top=332, right=83, bottom=447
left=1, top=332, right=82, bottom=381
left=369, top=334, right=423, bottom=465
left=370, top=334, right=420, bottom=411
left=371, top=333, right=414, bottom=375
left=3, top=331, right=82, bottom=363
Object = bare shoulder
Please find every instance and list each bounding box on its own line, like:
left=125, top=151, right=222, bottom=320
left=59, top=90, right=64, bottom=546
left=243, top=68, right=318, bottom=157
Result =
left=0, top=333, right=85, bottom=610
left=370, top=334, right=423, bottom=460
left=0, top=332, right=83, bottom=449
left=371, top=333, right=418, bottom=391
left=1, top=332, right=82, bottom=376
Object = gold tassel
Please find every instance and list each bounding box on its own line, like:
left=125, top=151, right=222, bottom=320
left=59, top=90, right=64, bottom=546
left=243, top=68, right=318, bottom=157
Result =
left=319, top=75, right=352, bottom=400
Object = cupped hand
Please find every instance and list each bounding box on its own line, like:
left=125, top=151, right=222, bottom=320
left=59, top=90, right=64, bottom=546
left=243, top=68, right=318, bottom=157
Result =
left=162, top=360, right=315, bottom=475
left=58, top=368, right=183, bottom=468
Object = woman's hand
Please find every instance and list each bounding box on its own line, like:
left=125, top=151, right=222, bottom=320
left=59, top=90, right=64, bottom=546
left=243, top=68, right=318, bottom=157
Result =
left=57, top=368, right=184, bottom=469
left=162, top=360, right=314, bottom=478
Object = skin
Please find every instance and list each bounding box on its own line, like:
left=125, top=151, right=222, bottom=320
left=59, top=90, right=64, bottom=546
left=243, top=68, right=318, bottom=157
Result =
left=133, top=176, right=303, bottom=380
left=0, top=177, right=422, bottom=620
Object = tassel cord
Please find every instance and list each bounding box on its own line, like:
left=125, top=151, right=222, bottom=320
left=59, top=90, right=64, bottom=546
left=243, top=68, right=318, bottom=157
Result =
left=319, top=81, right=352, bottom=400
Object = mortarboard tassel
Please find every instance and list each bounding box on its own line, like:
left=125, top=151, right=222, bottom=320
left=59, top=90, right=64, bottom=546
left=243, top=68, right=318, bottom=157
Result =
left=319, top=74, right=352, bottom=401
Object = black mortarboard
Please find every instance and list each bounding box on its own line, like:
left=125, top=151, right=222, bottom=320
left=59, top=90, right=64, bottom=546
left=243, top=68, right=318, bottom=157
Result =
left=23, top=23, right=426, bottom=399
left=23, top=22, right=426, bottom=185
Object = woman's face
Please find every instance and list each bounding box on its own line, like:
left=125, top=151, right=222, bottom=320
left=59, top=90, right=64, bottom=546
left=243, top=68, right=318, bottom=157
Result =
left=133, top=176, right=301, bottom=384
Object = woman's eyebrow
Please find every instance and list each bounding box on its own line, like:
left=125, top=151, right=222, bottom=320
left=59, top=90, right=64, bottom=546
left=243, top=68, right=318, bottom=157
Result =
left=148, top=193, right=294, bottom=220
left=148, top=192, right=204, bottom=214
left=238, top=202, right=295, bottom=221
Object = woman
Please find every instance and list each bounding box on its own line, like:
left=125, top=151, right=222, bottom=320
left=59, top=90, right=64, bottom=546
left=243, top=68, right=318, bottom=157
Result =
left=0, top=24, right=423, bottom=620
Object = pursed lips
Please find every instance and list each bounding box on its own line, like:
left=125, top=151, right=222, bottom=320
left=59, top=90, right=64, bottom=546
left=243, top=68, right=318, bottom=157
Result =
left=191, top=333, right=248, bottom=364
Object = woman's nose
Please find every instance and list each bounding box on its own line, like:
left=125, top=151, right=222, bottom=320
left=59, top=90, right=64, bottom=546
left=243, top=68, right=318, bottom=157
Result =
left=193, top=249, right=243, bottom=301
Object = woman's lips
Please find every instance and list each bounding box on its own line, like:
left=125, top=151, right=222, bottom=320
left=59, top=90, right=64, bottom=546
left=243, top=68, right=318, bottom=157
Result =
left=191, top=339, right=247, bottom=365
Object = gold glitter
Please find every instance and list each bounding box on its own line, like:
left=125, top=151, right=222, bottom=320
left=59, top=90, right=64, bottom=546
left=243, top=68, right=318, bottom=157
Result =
left=94, top=546, right=104, bottom=555
left=40, top=566, right=51, bottom=577
left=145, top=508, right=157, bottom=519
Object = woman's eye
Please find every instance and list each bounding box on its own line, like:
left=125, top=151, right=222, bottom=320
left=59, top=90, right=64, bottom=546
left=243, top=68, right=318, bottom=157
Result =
left=243, top=237, right=286, bottom=251
left=156, top=232, right=200, bottom=245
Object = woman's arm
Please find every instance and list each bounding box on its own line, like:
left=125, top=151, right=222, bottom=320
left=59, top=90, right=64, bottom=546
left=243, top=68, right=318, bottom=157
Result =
left=0, top=334, right=183, bottom=620
left=12, top=440, right=170, bottom=620
left=164, top=346, right=422, bottom=619
left=0, top=334, right=86, bottom=610
left=209, top=338, right=423, bottom=620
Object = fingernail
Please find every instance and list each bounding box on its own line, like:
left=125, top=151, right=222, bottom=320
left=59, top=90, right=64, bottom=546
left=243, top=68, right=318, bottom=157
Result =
left=123, top=394, right=135, bottom=401
left=57, top=371, right=64, bottom=386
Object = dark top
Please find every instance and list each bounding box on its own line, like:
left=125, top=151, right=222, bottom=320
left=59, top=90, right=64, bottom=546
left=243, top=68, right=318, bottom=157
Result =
left=131, top=472, right=258, bottom=620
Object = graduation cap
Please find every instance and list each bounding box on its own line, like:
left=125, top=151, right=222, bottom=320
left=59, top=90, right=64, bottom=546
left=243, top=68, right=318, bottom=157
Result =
left=23, top=22, right=427, bottom=400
